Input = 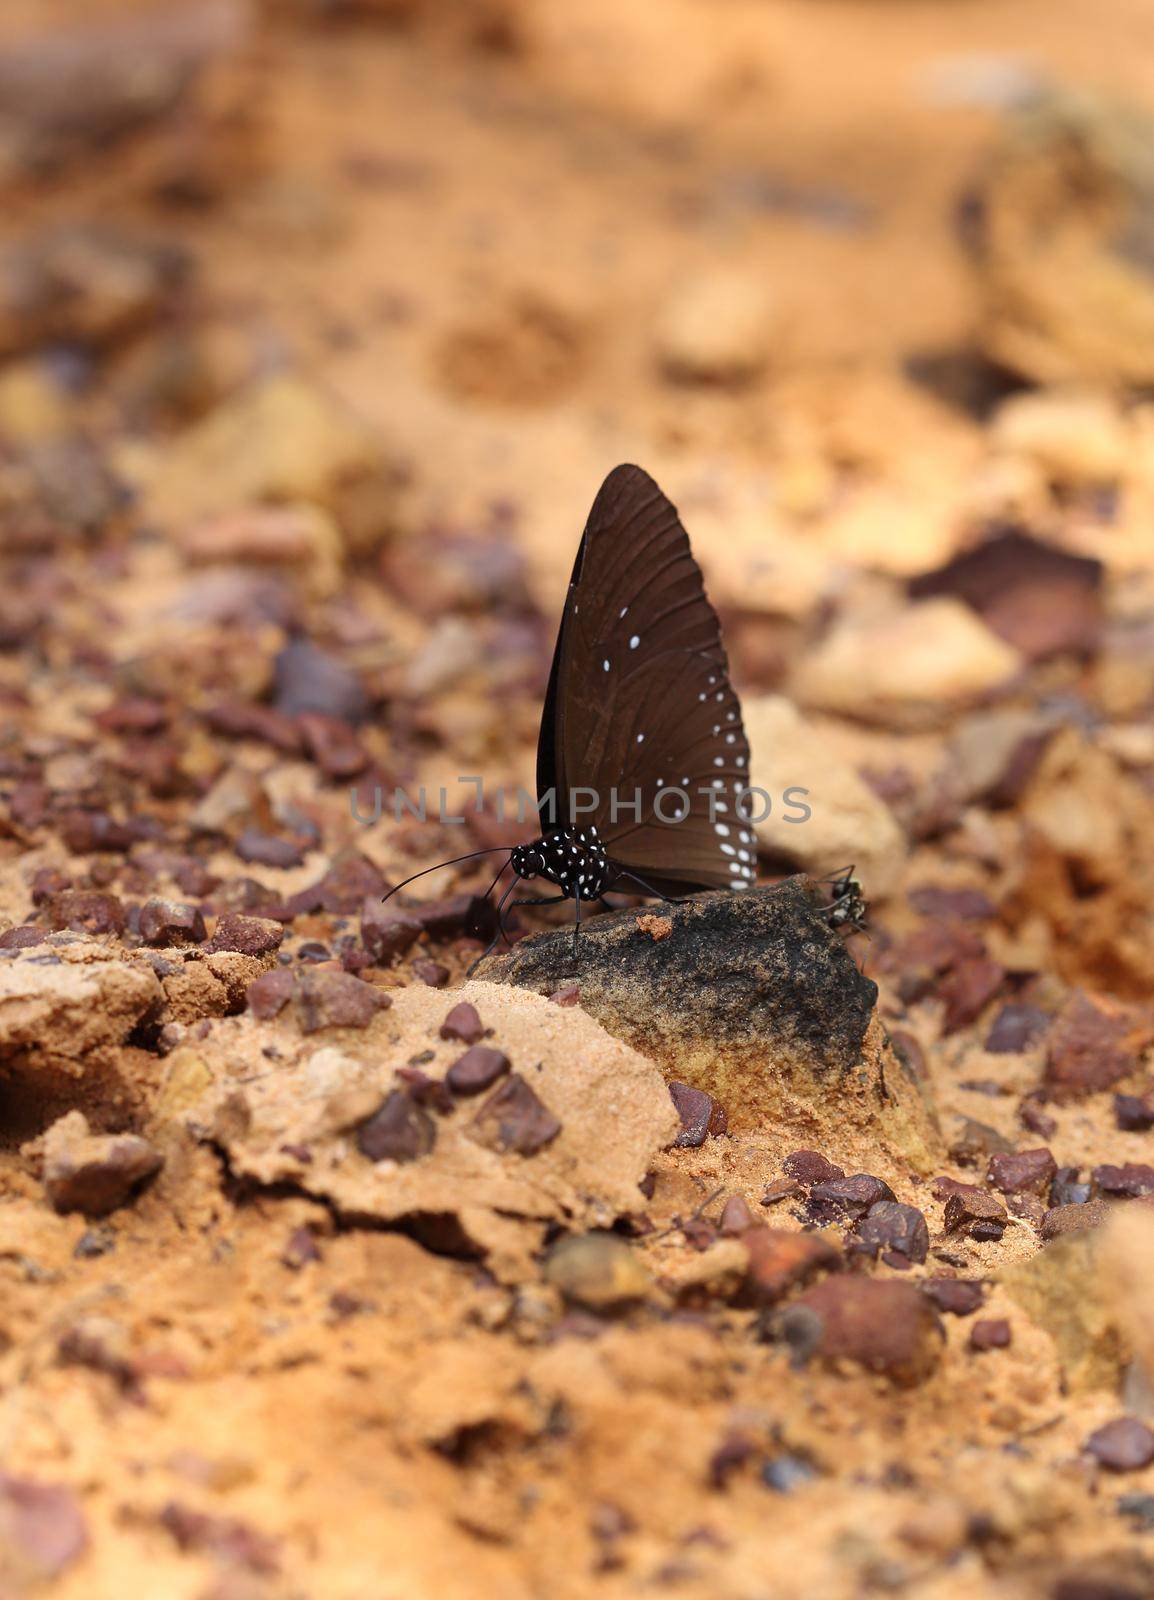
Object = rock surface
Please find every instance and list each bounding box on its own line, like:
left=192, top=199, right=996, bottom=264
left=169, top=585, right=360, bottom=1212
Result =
left=481, top=878, right=939, bottom=1165
left=166, top=979, right=679, bottom=1279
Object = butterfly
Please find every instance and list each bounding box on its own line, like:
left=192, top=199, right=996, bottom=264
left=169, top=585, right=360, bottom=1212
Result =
left=386, top=464, right=755, bottom=959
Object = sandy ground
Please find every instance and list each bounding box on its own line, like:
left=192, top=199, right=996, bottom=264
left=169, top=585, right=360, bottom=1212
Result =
left=2, top=1, right=1154, bottom=1597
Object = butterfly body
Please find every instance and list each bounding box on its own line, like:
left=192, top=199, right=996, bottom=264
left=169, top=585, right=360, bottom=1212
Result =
left=510, top=826, right=611, bottom=901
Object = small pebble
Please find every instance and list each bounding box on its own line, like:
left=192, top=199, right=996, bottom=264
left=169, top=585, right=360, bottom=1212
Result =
left=206, top=914, right=284, bottom=957
left=439, top=1001, right=484, bottom=1044
left=761, top=1455, right=818, bottom=1494
left=1093, top=1163, right=1154, bottom=1198
left=854, top=1200, right=929, bottom=1265
left=969, top=1318, right=1011, bottom=1352
left=545, top=1233, right=650, bottom=1311
left=138, top=898, right=207, bottom=946
left=411, top=958, right=449, bottom=988
left=1085, top=1418, right=1154, bottom=1473
left=783, top=1150, right=844, bottom=1186
left=1114, top=1094, right=1154, bottom=1133
left=445, top=1045, right=510, bottom=1097
left=719, top=1195, right=755, bottom=1235
left=987, top=1148, right=1057, bottom=1195
left=246, top=968, right=295, bottom=1020
left=667, top=1081, right=727, bottom=1148
left=921, top=1278, right=986, bottom=1317
left=356, top=1090, right=436, bottom=1164
left=470, top=1074, right=561, bottom=1156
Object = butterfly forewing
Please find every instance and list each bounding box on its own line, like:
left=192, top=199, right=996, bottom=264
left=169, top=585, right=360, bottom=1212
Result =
left=537, top=464, right=753, bottom=894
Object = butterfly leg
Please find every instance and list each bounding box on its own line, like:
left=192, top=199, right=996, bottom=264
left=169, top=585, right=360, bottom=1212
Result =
left=465, top=877, right=520, bottom=977
left=572, top=885, right=582, bottom=965
left=608, top=870, right=689, bottom=905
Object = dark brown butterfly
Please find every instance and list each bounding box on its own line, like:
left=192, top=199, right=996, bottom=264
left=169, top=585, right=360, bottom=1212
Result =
left=387, top=464, right=755, bottom=954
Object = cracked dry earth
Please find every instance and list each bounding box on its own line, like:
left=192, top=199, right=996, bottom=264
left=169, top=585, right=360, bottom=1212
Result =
left=4, top=1, right=1154, bottom=1598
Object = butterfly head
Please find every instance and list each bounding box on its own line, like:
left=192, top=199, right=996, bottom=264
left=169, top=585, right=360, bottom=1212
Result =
left=510, top=842, right=544, bottom=881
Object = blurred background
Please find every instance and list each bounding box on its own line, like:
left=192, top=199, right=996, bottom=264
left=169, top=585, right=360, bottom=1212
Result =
left=2, top=0, right=1154, bottom=949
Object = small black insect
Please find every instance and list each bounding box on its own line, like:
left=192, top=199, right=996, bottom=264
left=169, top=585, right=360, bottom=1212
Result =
left=384, top=465, right=756, bottom=961
left=824, top=865, right=868, bottom=935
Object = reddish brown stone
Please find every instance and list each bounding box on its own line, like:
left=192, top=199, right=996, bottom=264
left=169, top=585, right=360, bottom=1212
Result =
left=44, top=1119, right=163, bottom=1218
left=57, top=809, right=137, bottom=854
left=205, top=914, right=284, bottom=956
left=907, top=886, right=997, bottom=921
left=1040, top=1199, right=1111, bottom=1240
left=297, top=712, right=369, bottom=778
left=1007, top=1192, right=1047, bottom=1227
left=210, top=878, right=293, bottom=922
left=1085, top=1418, right=1154, bottom=1473
left=439, top=1002, right=484, bottom=1044
left=986, top=1003, right=1051, bottom=1054
left=296, top=968, right=390, bottom=1033
left=854, top=1201, right=929, bottom=1264
left=741, top=1227, right=840, bottom=1304
left=282, top=1227, right=322, bottom=1269
left=809, top=1174, right=896, bottom=1222
left=921, top=1278, right=986, bottom=1316
left=970, top=1318, right=1011, bottom=1352
left=470, top=1074, right=561, bottom=1156
left=1115, top=1094, right=1154, bottom=1132
left=411, top=958, right=449, bottom=988
left=0, top=925, right=46, bottom=949
left=446, top=1045, right=510, bottom=1097
left=246, top=968, right=295, bottom=1020
left=788, top=1278, right=944, bottom=1385
left=30, top=867, right=71, bottom=904
left=356, top=1090, right=436, bottom=1164
left=1092, top=1163, right=1154, bottom=1198
left=235, top=829, right=305, bottom=870
left=943, top=1184, right=1007, bottom=1239
left=291, top=852, right=389, bottom=917
left=0, top=1475, right=88, bottom=1581
left=549, top=984, right=581, bottom=1006
left=395, top=1066, right=454, bottom=1114
left=44, top=890, right=125, bottom=936
left=909, top=530, right=1103, bottom=661
left=987, top=1148, right=1057, bottom=1195
left=950, top=1117, right=1014, bottom=1168
left=203, top=700, right=303, bottom=753
left=360, top=899, right=422, bottom=963
left=940, top=957, right=1005, bottom=1034
left=667, top=1081, right=726, bottom=1148
left=1019, top=1097, right=1058, bottom=1139
left=11, top=782, right=50, bottom=833
left=783, top=1150, right=845, bottom=1187
left=138, top=898, right=206, bottom=946
left=1045, top=992, right=1139, bottom=1100
left=760, top=1177, right=802, bottom=1206
left=719, top=1195, right=755, bottom=1235
left=274, top=638, right=367, bottom=724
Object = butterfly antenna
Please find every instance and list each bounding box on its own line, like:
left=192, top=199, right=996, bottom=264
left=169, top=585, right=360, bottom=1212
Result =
left=381, top=847, right=512, bottom=906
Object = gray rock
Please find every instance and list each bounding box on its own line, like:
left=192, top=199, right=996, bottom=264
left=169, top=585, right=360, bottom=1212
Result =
left=481, top=878, right=939, bottom=1165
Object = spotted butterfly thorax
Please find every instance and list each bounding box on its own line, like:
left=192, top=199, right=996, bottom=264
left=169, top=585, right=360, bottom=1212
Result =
left=383, top=464, right=756, bottom=956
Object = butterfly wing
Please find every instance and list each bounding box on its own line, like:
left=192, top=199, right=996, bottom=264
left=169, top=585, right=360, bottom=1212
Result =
left=536, top=464, right=754, bottom=893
